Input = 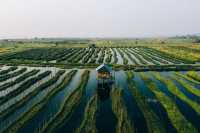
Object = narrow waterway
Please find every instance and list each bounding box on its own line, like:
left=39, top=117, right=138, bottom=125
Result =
left=18, top=70, right=83, bottom=133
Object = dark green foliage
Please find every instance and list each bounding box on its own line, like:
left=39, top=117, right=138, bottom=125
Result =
left=0, top=48, right=72, bottom=61
left=0, top=68, right=27, bottom=82
left=0, top=66, right=18, bottom=75
left=0, top=69, right=40, bottom=91
left=0, top=71, right=51, bottom=105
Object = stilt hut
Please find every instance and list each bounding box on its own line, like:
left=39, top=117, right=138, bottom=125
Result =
left=96, top=64, right=114, bottom=87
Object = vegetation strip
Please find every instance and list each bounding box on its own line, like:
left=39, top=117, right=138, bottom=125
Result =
left=0, top=66, right=18, bottom=75
left=110, top=88, right=133, bottom=133
left=76, top=95, right=98, bottom=133
left=153, top=73, right=200, bottom=115
left=0, top=68, right=27, bottom=82
left=140, top=73, right=197, bottom=133
left=186, top=71, right=200, bottom=82
left=0, top=70, right=65, bottom=118
left=171, top=75, right=200, bottom=98
left=40, top=70, right=90, bottom=133
left=175, top=72, right=200, bottom=85
left=0, top=71, right=51, bottom=105
left=0, top=69, right=40, bottom=91
left=126, top=71, right=166, bottom=133
left=4, top=70, right=77, bottom=133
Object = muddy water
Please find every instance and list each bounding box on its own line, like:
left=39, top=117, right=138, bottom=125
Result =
left=18, top=70, right=83, bottom=133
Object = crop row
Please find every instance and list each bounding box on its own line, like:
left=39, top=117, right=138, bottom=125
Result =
left=0, top=68, right=27, bottom=82
left=40, top=70, right=90, bottom=133
left=0, top=70, right=66, bottom=119
left=0, top=71, right=51, bottom=105
left=0, top=66, right=18, bottom=75
left=140, top=73, right=197, bottom=132
left=4, top=70, right=76, bottom=133
left=1, top=47, right=196, bottom=65
left=0, top=69, right=40, bottom=91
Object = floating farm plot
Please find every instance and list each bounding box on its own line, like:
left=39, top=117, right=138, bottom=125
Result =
left=0, top=44, right=200, bottom=133
left=0, top=46, right=198, bottom=66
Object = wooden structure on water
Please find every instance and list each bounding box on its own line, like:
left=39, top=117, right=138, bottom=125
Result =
left=96, top=64, right=115, bottom=88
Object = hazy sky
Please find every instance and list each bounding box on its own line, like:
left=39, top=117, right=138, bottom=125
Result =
left=0, top=0, right=200, bottom=38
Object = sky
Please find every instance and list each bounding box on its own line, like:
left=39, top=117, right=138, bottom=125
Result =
left=0, top=0, right=200, bottom=39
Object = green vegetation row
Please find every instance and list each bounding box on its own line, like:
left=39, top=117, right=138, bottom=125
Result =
left=128, top=49, right=148, bottom=64
left=145, top=47, right=193, bottom=64
left=175, top=72, right=200, bottom=85
left=0, top=66, right=18, bottom=75
left=140, top=73, right=197, bottom=133
left=126, top=71, right=166, bottom=133
left=0, top=69, right=40, bottom=91
left=122, top=49, right=139, bottom=65
left=186, top=71, right=200, bottom=82
left=153, top=73, right=200, bottom=115
left=0, top=70, right=65, bottom=119
left=57, top=49, right=79, bottom=62
left=4, top=70, right=77, bottom=133
left=0, top=68, right=27, bottom=82
left=105, top=48, right=113, bottom=64
left=132, top=48, right=160, bottom=65
left=117, top=49, right=128, bottom=65
left=111, top=88, right=133, bottom=133
left=0, top=48, right=72, bottom=61
left=82, top=48, right=95, bottom=63
left=98, top=48, right=106, bottom=64
left=76, top=95, right=98, bottom=133
left=0, top=71, right=51, bottom=105
left=141, top=47, right=182, bottom=64
left=40, top=70, right=90, bottom=133
left=111, top=48, right=118, bottom=64
left=137, top=48, right=170, bottom=64
left=170, top=74, right=200, bottom=98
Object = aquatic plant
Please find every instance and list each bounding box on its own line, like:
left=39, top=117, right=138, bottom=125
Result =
left=4, top=70, right=77, bottom=133
left=39, top=70, right=90, bottom=133
left=140, top=73, right=198, bottom=133
left=0, top=68, right=27, bottom=82
left=0, top=71, right=51, bottom=105
left=126, top=71, right=166, bottom=133
left=153, top=72, right=200, bottom=115
left=76, top=95, right=98, bottom=133
left=0, top=70, right=66, bottom=118
left=0, top=69, right=40, bottom=91
left=186, top=71, right=200, bottom=82
left=110, top=88, right=133, bottom=133
left=171, top=75, right=200, bottom=98
left=0, top=66, right=18, bottom=75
